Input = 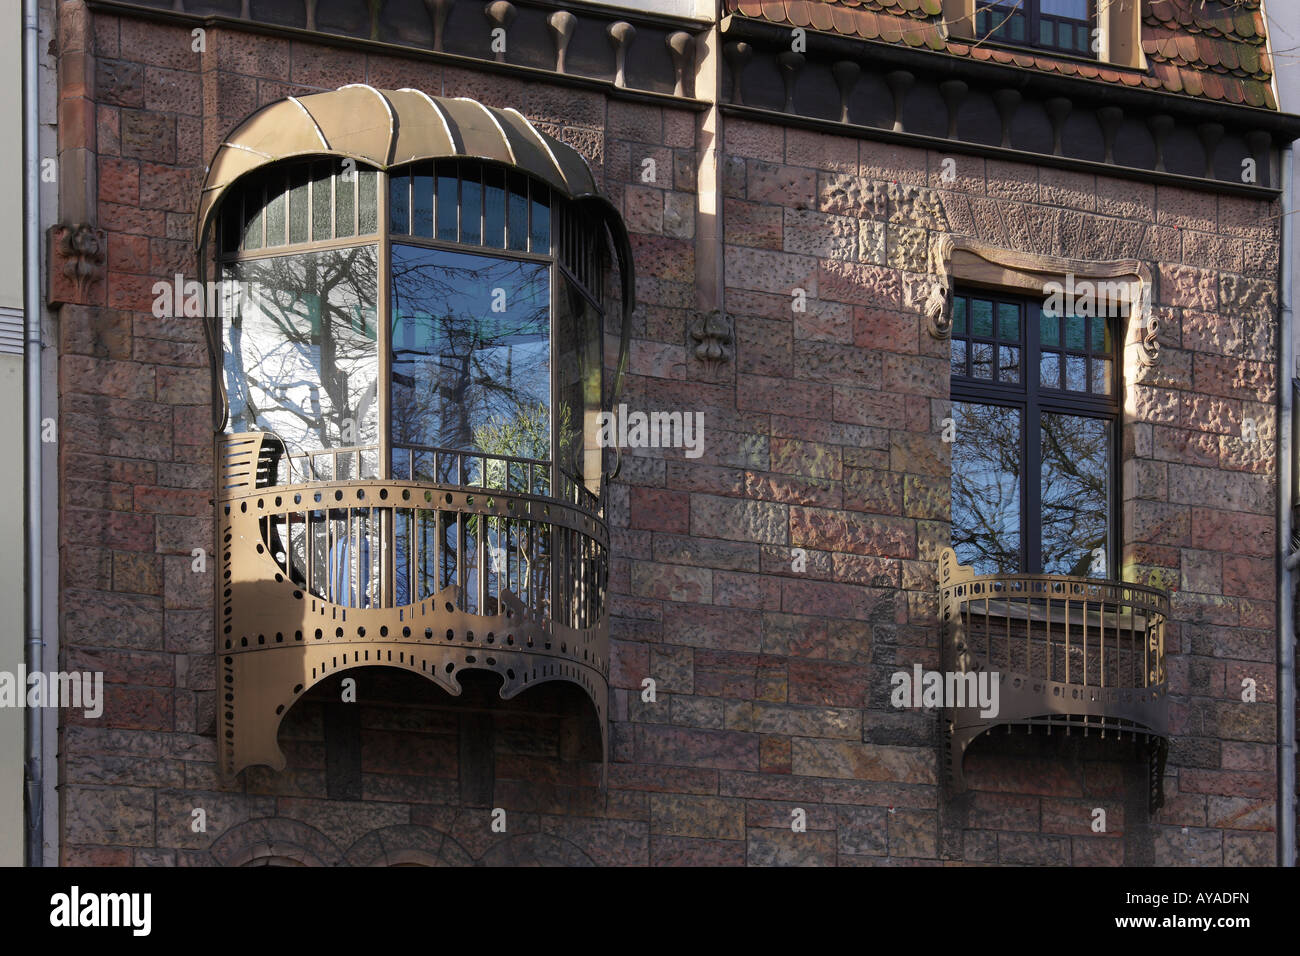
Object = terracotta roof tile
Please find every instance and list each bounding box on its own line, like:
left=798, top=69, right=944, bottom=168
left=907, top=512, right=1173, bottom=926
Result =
left=723, top=0, right=1277, bottom=108
left=809, top=0, right=835, bottom=31
left=877, top=13, right=904, bottom=44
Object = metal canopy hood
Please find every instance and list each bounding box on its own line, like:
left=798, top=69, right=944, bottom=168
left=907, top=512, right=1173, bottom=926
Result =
left=196, top=84, right=615, bottom=246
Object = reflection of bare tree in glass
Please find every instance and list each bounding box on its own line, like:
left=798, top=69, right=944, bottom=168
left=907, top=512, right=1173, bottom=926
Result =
left=1041, top=414, right=1108, bottom=577
left=952, top=403, right=1021, bottom=574
left=390, top=252, right=550, bottom=458
left=952, top=403, right=1109, bottom=576
left=390, top=248, right=550, bottom=616
left=224, top=247, right=379, bottom=463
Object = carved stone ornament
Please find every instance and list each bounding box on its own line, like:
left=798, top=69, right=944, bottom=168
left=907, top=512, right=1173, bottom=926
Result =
left=47, top=223, right=107, bottom=307
left=924, top=235, right=1154, bottom=367
left=925, top=233, right=956, bottom=340
left=690, top=309, right=732, bottom=368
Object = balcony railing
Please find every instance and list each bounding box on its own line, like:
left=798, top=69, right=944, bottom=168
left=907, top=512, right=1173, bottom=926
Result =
left=216, top=431, right=610, bottom=777
left=938, top=549, right=1169, bottom=810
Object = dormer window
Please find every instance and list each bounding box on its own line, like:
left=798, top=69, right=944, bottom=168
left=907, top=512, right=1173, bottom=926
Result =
left=976, top=0, right=1095, bottom=58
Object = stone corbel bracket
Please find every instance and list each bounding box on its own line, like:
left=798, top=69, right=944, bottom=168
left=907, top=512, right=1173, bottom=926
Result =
left=690, top=308, right=733, bottom=369
left=47, top=223, right=107, bottom=308
left=925, top=234, right=1154, bottom=364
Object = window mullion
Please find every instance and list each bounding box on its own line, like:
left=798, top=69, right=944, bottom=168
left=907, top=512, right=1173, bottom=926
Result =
left=377, top=170, right=393, bottom=608
left=1026, top=296, right=1042, bottom=575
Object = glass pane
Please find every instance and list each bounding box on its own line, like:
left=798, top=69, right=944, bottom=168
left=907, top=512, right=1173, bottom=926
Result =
left=952, top=297, right=967, bottom=337
left=1043, top=0, right=1089, bottom=16
left=1065, top=355, right=1086, bottom=391
left=1009, top=14, right=1025, bottom=41
left=390, top=172, right=410, bottom=235
left=1040, top=350, right=1061, bottom=388
left=358, top=167, right=377, bottom=235
left=311, top=164, right=332, bottom=241
left=997, top=302, right=1019, bottom=340
left=999, top=346, right=1020, bottom=384
left=530, top=185, right=551, bottom=254
left=972, top=342, right=993, bottom=379
left=1040, top=312, right=1059, bottom=346
left=972, top=300, right=994, bottom=338
left=484, top=167, right=506, bottom=249
left=243, top=183, right=264, bottom=250
left=335, top=166, right=356, bottom=239
left=1090, top=316, right=1109, bottom=352
left=950, top=339, right=967, bottom=377
left=461, top=170, right=483, bottom=246
left=1076, top=24, right=1090, bottom=50
left=289, top=167, right=310, bottom=243
left=508, top=172, right=529, bottom=251
left=1040, top=21, right=1054, bottom=46
left=1041, top=413, right=1110, bottom=576
left=436, top=163, right=458, bottom=242
left=264, top=175, right=286, bottom=247
left=952, top=402, right=1021, bottom=574
left=413, top=168, right=434, bottom=238
left=556, top=277, right=603, bottom=490
left=223, top=246, right=380, bottom=454
left=390, top=244, right=551, bottom=471
left=1091, top=358, right=1112, bottom=395
left=1064, top=314, right=1086, bottom=350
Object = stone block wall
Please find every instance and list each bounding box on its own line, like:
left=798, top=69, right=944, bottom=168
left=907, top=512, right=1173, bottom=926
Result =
left=54, top=1, right=1281, bottom=865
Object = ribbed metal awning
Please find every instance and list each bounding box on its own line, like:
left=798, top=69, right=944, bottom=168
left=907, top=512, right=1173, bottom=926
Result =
left=196, top=84, right=611, bottom=247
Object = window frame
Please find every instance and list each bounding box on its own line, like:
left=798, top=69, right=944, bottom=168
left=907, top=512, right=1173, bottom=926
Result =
left=214, top=157, right=609, bottom=495
left=949, top=286, right=1121, bottom=577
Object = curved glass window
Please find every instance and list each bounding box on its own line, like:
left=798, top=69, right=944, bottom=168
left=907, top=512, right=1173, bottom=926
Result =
left=217, top=157, right=608, bottom=495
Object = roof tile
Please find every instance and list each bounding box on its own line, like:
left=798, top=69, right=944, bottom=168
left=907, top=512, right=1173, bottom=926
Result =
left=808, top=0, right=835, bottom=31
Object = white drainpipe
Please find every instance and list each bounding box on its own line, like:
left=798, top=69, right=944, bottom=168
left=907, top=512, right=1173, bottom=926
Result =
left=21, top=0, right=44, bottom=868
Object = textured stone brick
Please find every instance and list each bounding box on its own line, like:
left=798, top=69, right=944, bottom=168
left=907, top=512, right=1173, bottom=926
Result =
left=746, top=828, right=836, bottom=866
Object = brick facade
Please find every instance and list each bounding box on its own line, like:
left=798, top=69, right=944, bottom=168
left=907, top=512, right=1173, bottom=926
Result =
left=54, top=2, right=1282, bottom=865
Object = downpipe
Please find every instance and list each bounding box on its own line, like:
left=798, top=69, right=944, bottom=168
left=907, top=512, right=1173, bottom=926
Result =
left=22, top=0, right=44, bottom=867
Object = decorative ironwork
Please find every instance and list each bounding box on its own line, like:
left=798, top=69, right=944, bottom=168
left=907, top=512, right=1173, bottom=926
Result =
left=938, top=548, right=1169, bottom=811
left=217, top=431, right=609, bottom=778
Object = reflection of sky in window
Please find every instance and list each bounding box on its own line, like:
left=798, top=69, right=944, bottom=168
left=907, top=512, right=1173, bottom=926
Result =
left=390, top=244, right=550, bottom=455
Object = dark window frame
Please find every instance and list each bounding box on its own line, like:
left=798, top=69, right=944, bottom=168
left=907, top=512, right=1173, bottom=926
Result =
left=950, top=287, right=1121, bottom=576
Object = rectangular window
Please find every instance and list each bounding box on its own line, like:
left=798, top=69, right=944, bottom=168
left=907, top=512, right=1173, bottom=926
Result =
left=388, top=244, right=551, bottom=476
left=975, top=0, right=1095, bottom=58
left=950, top=290, right=1117, bottom=577
left=222, top=246, right=380, bottom=460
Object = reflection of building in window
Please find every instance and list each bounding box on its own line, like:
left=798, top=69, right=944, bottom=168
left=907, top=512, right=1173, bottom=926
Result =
left=949, top=289, right=1117, bottom=576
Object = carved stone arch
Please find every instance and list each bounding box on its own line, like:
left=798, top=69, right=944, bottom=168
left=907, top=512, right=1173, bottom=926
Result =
left=925, top=234, right=1157, bottom=365
left=210, top=817, right=343, bottom=868
left=343, top=824, right=474, bottom=867
left=477, top=832, right=595, bottom=867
